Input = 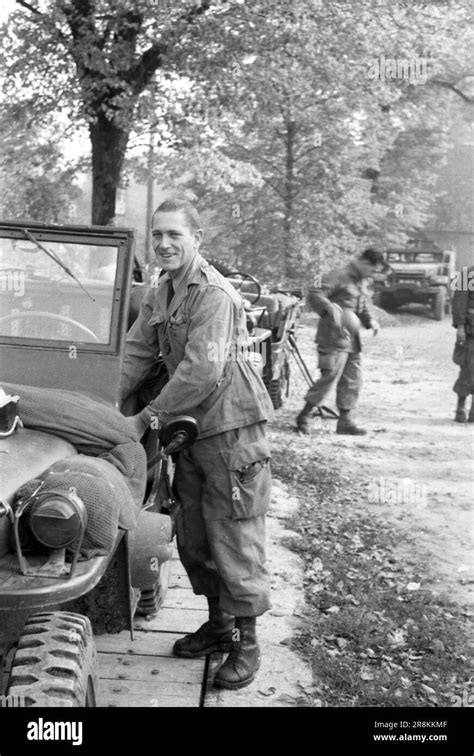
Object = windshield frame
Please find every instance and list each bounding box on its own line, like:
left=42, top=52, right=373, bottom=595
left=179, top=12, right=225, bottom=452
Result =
left=0, top=222, right=135, bottom=355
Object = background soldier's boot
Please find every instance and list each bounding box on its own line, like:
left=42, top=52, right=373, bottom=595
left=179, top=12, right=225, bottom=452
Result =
left=336, top=409, right=367, bottom=435
left=468, top=396, right=474, bottom=423
left=455, top=396, right=467, bottom=423
left=296, top=402, right=313, bottom=434
left=173, top=597, right=234, bottom=658
left=213, top=616, right=261, bottom=690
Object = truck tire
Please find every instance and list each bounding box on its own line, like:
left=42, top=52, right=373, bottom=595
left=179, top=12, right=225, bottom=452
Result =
left=432, top=288, right=446, bottom=321
left=7, top=611, right=98, bottom=707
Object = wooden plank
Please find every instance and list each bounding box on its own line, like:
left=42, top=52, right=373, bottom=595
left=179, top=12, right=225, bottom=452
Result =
left=169, top=559, right=188, bottom=577
left=134, top=607, right=207, bottom=633
left=168, top=573, right=196, bottom=589
left=163, top=590, right=207, bottom=611
left=98, top=652, right=203, bottom=684
left=99, top=679, right=199, bottom=707
left=96, top=630, right=185, bottom=657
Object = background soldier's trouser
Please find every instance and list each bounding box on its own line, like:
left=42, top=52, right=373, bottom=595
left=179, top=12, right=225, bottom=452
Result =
left=453, top=338, right=474, bottom=396
left=174, top=422, right=271, bottom=617
left=305, top=350, right=362, bottom=411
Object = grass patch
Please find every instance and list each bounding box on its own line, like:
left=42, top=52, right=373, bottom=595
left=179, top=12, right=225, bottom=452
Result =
left=271, top=447, right=472, bottom=707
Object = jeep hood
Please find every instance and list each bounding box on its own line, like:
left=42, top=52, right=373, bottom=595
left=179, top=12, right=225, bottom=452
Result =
left=0, top=427, right=76, bottom=503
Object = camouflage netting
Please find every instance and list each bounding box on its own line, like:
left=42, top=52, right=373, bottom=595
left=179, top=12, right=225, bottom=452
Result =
left=3, top=383, right=147, bottom=559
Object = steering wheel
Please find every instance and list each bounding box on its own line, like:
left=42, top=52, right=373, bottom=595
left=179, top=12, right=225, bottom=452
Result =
left=0, top=311, right=101, bottom=343
left=223, top=271, right=262, bottom=305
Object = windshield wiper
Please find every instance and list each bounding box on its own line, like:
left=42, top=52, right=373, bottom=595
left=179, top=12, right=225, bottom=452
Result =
left=23, top=228, right=96, bottom=302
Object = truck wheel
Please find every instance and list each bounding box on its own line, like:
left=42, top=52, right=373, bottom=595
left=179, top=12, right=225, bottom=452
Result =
left=7, top=611, right=98, bottom=707
left=432, top=289, right=446, bottom=321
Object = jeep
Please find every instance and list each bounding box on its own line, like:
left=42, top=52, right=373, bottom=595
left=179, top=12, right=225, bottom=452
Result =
left=0, top=220, right=194, bottom=707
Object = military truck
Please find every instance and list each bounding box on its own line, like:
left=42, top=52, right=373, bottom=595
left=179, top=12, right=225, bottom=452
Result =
left=372, top=243, right=456, bottom=320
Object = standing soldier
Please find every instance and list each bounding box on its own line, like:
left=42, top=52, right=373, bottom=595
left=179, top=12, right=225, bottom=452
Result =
left=452, top=266, right=474, bottom=422
left=296, top=248, right=385, bottom=435
left=120, top=197, right=273, bottom=690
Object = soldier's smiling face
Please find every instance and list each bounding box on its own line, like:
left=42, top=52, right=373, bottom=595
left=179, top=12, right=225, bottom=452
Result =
left=152, top=210, right=202, bottom=275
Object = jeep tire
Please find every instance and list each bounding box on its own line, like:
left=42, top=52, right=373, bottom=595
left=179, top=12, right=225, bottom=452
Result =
left=269, top=357, right=290, bottom=410
left=6, top=611, right=98, bottom=707
left=432, top=288, right=446, bottom=321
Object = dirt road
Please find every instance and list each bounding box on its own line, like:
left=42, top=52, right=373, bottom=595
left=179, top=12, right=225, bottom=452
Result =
left=270, top=306, right=473, bottom=608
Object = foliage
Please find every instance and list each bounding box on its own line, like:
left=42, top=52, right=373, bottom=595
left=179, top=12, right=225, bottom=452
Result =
left=0, top=0, right=472, bottom=280
left=0, top=103, right=82, bottom=222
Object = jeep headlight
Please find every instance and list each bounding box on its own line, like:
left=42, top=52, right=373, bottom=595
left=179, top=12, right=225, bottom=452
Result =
left=28, top=490, right=87, bottom=549
left=429, top=276, right=446, bottom=285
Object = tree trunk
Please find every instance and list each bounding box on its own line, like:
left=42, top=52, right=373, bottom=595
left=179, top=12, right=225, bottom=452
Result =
left=89, top=115, right=130, bottom=226
left=284, top=121, right=296, bottom=281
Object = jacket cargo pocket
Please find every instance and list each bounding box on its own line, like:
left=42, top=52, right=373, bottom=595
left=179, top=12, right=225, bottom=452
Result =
left=221, top=439, right=271, bottom=520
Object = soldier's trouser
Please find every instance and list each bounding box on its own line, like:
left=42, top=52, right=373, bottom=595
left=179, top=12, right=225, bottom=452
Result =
left=305, top=350, right=362, bottom=411
left=453, top=337, right=474, bottom=396
left=174, top=422, right=272, bottom=617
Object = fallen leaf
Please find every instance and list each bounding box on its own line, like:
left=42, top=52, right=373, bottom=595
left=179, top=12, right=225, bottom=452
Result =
left=388, top=629, right=407, bottom=648
left=276, top=693, right=298, bottom=705
left=258, top=687, right=276, bottom=697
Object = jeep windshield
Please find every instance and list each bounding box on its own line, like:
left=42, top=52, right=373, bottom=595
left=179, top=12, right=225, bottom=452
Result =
left=386, top=251, right=443, bottom=264
left=0, top=234, right=119, bottom=344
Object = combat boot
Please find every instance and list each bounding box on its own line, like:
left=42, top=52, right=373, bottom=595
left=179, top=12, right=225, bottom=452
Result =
left=173, top=597, right=234, bottom=658
left=467, top=396, right=474, bottom=423
left=336, top=409, right=367, bottom=435
left=296, top=402, right=313, bottom=434
left=213, top=616, right=261, bottom=690
left=455, top=396, right=467, bottom=423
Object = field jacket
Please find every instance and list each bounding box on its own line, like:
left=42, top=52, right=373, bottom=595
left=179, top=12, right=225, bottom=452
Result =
left=120, top=254, right=273, bottom=438
left=308, top=261, right=376, bottom=352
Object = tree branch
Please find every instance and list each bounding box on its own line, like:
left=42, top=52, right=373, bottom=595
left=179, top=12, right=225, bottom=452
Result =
left=429, top=78, right=474, bottom=105
left=15, top=0, right=42, bottom=16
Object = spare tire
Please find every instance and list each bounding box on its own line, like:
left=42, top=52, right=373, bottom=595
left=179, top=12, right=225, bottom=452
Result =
left=205, top=258, right=238, bottom=276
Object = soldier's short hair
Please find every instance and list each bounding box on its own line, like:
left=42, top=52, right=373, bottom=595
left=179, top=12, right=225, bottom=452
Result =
left=153, top=197, right=201, bottom=232
left=360, top=247, right=386, bottom=267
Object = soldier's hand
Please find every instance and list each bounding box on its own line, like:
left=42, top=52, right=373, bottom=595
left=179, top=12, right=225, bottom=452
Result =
left=129, top=413, right=148, bottom=439
left=371, top=320, right=380, bottom=336
left=456, top=325, right=466, bottom=346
